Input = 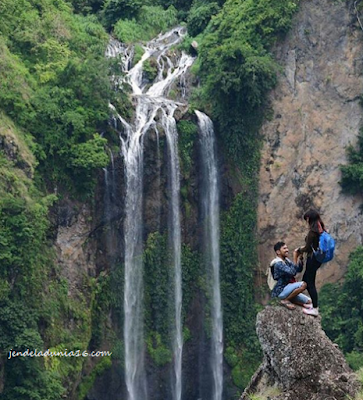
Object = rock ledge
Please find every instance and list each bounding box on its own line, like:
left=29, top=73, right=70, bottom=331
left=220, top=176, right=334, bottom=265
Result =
left=241, top=306, right=361, bottom=400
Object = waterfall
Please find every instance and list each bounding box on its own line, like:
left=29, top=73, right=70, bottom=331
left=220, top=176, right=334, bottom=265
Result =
left=106, top=28, right=194, bottom=400
left=195, top=110, right=223, bottom=400
left=161, top=105, right=183, bottom=400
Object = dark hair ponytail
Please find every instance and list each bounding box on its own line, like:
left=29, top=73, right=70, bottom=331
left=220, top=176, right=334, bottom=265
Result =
left=303, top=209, right=325, bottom=232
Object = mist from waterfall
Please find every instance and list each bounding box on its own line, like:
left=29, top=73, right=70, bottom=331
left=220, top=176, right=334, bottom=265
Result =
left=196, top=110, right=223, bottom=400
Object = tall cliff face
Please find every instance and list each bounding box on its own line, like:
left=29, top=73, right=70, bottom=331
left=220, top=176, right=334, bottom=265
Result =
left=258, top=0, right=363, bottom=288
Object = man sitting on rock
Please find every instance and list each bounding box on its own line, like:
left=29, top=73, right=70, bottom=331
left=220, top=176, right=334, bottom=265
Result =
left=270, top=241, right=312, bottom=310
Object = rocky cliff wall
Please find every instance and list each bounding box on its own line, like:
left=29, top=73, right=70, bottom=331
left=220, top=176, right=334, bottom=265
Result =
left=258, top=0, right=363, bottom=289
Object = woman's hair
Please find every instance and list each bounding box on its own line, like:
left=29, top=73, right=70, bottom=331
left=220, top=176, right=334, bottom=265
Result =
left=303, top=209, right=325, bottom=232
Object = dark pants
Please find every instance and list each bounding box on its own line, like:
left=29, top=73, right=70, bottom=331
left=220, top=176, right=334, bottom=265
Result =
left=302, top=256, right=322, bottom=308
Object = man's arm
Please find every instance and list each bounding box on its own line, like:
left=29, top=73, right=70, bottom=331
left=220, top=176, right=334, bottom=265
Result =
left=275, top=259, right=300, bottom=277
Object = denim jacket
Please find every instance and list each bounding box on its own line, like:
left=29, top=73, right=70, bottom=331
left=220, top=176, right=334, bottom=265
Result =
left=271, top=257, right=303, bottom=298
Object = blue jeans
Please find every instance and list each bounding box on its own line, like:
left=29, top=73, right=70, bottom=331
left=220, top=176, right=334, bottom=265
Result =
left=278, top=281, right=310, bottom=304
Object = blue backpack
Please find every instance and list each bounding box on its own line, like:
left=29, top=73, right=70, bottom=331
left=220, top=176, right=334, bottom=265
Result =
left=312, top=231, right=335, bottom=263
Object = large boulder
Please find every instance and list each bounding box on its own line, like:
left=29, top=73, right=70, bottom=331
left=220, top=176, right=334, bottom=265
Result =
left=241, top=306, right=361, bottom=400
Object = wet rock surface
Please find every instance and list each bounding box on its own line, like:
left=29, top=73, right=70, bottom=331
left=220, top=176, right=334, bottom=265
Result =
left=241, top=306, right=361, bottom=400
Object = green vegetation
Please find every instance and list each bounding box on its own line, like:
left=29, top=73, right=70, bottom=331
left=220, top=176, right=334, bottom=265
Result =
left=143, top=58, right=158, bottom=81
left=144, top=232, right=170, bottom=338
left=77, top=357, right=112, bottom=399
left=177, top=119, right=198, bottom=179
left=0, top=127, right=64, bottom=398
left=0, top=1, right=114, bottom=397
left=187, top=1, right=220, bottom=37
left=181, top=243, right=201, bottom=320
left=143, top=231, right=200, bottom=367
left=113, top=5, right=178, bottom=43
left=0, top=0, right=306, bottom=396
left=320, top=246, right=363, bottom=370
left=340, top=129, right=363, bottom=195
left=146, top=332, right=172, bottom=366
left=187, top=0, right=299, bottom=165
left=197, top=0, right=299, bottom=108
left=133, top=44, right=144, bottom=64
left=220, top=193, right=262, bottom=388
left=0, top=0, right=111, bottom=195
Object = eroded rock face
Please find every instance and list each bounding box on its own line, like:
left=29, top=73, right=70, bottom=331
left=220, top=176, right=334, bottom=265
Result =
left=54, top=200, right=96, bottom=296
left=241, top=306, right=361, bottom=400
left=257, top=0, right=363, bottom=290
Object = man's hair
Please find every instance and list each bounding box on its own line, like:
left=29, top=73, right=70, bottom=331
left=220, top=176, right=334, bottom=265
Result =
left=274, top=241, right=285, bottom=252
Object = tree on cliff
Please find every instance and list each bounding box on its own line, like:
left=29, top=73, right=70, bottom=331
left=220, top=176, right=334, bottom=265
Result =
left=320, top=246, right=363, bottom=371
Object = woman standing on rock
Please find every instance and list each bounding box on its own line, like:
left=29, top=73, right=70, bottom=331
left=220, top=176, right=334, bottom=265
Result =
left=296, top=209, right=325, bottom=317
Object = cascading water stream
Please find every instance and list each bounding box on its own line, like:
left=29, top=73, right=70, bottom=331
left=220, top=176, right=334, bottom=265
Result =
left=160, top=105, right=183, bottom=400
left=195, top=110, right=223, bottom=400
left=106, top=28, right=194, bottom=400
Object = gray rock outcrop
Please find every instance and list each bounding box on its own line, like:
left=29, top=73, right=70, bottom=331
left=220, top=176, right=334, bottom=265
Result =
left=257, top=0, right=363, bottom=290
left=241, top=306, right=361, bottom=400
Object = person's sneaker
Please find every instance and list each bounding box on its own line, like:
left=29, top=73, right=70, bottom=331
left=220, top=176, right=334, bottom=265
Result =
left=303, top=307, right=319, bottom=317
left=302, top=302, right=313, bottom=309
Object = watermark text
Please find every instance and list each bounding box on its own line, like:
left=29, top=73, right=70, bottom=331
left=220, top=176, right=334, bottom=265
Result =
left=8, top=349, right=112, bottom=360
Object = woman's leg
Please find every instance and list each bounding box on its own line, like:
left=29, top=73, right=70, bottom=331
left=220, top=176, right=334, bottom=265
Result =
left=302, top=256, right=321, bottom=308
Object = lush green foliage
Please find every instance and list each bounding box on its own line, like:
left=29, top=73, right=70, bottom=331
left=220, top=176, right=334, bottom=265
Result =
left=0, top=0, right=111, bottom=194
left=340, top=129, right=363, bottom=195
left=187, top=1, right=220, bottom=37
left=0, top=1, right=115, bottom=397
left=197, top=0, right=299, bottom=113
left=146, top=332, right=173, bottom=366
left=102, top=0, right=143, bottom=28
left=77, top=357, right=112, bottom=399
left=70, top=0, right=105, bottom=14
left=143, top=58, right=158, bottom=81
left=181, top=243, right=201, bottom=320
left=220, top=193, right=262, bottom=388
left=144, top=232, right=171, bottom=338
left=143, top=231, right=200, bottom=366
left=113, top=5, right=178, bottom=43
left=177, top=119, right=198, bottom=179
left=189, top=0, right=299, bottom=168
left=320, top=246, right=363, bottom=370
left=0, top=142, right=67, bottom=398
